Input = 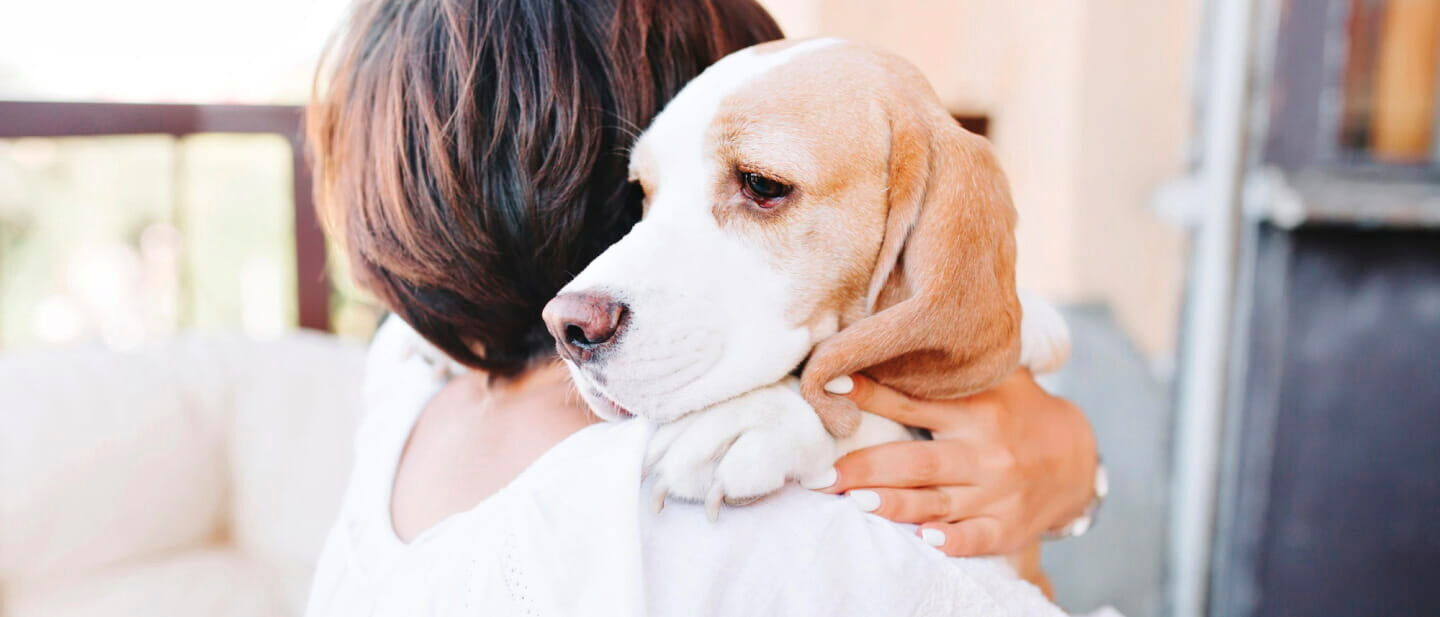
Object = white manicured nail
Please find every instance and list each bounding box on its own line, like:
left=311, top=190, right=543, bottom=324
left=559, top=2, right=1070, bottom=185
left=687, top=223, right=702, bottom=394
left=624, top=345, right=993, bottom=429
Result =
left=799, top=467, right=838, bottom=490
left=847, top=490, right=881, bottom=512
left=921, top=528, right=947, bottom=547
left=824, top=375, right=854, bottom=395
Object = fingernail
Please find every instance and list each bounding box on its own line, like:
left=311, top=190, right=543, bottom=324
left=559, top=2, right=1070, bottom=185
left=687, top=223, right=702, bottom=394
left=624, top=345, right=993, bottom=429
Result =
left=799, top=467, right=838, bottom=489
left=824, top=375, right=854, bottom=395
left=847, top=490, right=881, bottom=512
left=921, top=528, right=947, bottom=547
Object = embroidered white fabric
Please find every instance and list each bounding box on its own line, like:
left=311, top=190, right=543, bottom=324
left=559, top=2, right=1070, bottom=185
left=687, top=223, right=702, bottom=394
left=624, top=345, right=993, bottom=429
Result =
left=303, top=317, right=1080, bottom=617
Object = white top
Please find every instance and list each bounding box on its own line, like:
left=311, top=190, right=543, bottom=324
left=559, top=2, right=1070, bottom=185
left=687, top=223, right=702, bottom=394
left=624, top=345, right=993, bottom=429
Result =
left=303, top=318, right=1070, bottom=617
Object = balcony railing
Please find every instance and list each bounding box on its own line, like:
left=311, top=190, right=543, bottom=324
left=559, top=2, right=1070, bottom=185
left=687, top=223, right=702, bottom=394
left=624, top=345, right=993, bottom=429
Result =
left=0, top=100, right=330, bottom=331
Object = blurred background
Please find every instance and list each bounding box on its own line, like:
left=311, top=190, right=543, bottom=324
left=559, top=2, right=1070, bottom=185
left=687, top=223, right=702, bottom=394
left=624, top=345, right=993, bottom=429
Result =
left=1, top=1, right=1437, bottom=616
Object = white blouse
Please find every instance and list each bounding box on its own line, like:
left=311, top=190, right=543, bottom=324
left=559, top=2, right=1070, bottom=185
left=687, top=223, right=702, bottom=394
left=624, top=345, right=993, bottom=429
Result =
left=303, top=317, right=1071, bottom=617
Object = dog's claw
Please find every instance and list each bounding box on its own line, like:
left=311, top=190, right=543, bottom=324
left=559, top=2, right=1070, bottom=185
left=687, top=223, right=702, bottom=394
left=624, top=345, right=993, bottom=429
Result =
left=705, top=485, right=724, bottom=523
left=651, top=483, right=669, bottom=514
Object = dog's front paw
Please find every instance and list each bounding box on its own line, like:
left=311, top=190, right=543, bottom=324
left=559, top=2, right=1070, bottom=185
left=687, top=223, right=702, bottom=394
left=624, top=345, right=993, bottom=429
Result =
left=645, top=377, right=836, bottom=520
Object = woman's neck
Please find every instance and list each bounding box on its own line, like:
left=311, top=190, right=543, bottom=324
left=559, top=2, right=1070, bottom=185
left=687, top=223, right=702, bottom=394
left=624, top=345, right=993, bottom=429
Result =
left=456, top=359, right=594, bottom=421
left=390, top=358, right=599, bottom=542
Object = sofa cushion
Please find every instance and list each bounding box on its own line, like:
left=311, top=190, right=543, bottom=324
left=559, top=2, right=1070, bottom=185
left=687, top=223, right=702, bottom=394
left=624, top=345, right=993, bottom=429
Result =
left=5, top=548, right=283, bottom=617
left=223, top=334, right=366, bottom=610
left=1, top=339, right=234, bottom=583
left=0, top=333, right=366, bottom=616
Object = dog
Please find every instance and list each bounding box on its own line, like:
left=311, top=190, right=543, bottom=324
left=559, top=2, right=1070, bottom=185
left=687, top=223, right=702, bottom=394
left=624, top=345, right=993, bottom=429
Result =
left=541, top=38, right=1070, bottom=519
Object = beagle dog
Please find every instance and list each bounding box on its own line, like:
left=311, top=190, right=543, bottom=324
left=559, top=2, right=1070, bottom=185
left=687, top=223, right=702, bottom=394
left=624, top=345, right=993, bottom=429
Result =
left=542, top=39, right=1070, bottom=517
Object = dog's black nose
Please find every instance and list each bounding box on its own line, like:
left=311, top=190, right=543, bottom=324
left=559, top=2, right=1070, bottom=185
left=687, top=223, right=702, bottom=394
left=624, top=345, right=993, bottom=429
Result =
left=542, top=292, right=627, bottom=361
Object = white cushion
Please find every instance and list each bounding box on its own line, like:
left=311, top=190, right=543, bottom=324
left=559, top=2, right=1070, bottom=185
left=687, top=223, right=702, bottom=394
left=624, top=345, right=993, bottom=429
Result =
left=0, top=333, right=365, bottom=616
left=5, top=549, right=283, bottom=617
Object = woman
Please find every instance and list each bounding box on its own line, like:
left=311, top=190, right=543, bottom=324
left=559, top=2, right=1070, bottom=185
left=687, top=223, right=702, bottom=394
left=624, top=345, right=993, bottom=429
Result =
left=305, top=0, right=1100, bottom=614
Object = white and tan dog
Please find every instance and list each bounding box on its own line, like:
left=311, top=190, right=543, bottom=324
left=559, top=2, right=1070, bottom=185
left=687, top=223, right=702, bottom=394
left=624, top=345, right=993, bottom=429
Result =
left=541, top=39, right=1070, bottom=517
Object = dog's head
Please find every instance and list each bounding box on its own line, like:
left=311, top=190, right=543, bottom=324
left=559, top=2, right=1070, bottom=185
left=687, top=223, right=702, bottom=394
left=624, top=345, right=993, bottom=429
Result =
left=542, top=39, right=1020, bottom=426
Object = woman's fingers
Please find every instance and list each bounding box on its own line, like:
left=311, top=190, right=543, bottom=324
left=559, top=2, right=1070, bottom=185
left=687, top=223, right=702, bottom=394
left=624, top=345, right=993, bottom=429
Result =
left=829, top=374, right=950, bottom=430
left=844, top=486, right=987, bottom=524
left=919, top=517, right=1006, bottom=557
left=805, top=369, right=1096, bottom=559
left=824, top=440, right=982, bottom=493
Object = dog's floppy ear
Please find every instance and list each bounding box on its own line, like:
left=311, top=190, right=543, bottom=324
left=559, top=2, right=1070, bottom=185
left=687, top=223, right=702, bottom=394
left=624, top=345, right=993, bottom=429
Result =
left=801, top=104, right=1022, bottom=437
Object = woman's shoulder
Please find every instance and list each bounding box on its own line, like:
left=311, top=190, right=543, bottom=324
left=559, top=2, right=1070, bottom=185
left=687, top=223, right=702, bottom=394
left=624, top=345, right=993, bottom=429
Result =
left=364, top=316, right=440, bottom=396
left=640, top=487, right=945, bottom=614
left=641, top=487, right=1063, bottom=616
left=354, top=316, right=446, bottom=435
left=322, top=317, right=445, bottom=532
left=503, top=420, right=1064, bottom=616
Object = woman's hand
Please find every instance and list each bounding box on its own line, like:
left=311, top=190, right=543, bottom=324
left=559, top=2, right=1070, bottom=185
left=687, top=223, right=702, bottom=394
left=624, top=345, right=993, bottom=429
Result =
left=811, top=370, right=1097, bottom=557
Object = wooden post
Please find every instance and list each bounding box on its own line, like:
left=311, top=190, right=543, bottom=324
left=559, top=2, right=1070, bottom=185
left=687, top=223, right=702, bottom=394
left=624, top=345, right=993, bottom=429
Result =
left=1371, top=0, right=1440, bottom=162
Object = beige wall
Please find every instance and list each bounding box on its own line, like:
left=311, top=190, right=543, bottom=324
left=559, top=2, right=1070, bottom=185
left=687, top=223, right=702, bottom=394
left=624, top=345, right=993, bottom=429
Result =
left=760, top=0, right=1195, bottom=356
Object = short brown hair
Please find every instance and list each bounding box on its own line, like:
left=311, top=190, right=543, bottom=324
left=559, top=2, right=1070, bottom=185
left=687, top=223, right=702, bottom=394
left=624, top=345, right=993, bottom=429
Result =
left=309, top=0, right=782, bottom=377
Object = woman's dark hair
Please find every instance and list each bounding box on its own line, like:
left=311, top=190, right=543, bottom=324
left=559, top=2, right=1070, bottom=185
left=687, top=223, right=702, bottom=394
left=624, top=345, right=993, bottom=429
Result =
left=309, top=0, right=783, bottom=377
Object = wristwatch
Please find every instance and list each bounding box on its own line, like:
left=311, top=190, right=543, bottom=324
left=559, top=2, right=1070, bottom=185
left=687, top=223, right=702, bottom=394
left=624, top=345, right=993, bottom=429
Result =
left=1042, top=459, right=1108, bottom=541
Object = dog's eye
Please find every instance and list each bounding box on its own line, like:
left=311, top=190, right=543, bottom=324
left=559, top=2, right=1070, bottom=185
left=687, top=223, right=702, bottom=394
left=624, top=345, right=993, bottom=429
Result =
left=739, top=171, right=791, bottom=206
